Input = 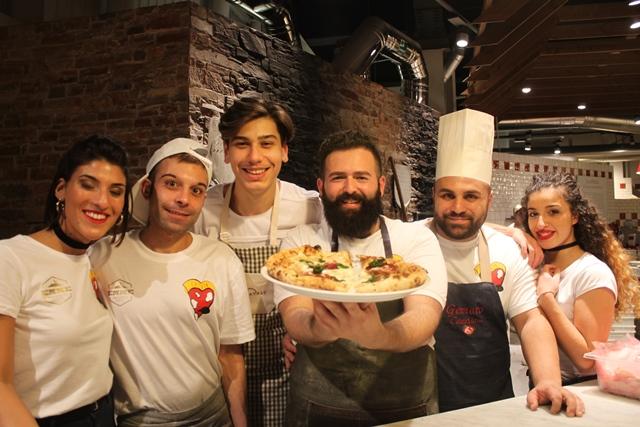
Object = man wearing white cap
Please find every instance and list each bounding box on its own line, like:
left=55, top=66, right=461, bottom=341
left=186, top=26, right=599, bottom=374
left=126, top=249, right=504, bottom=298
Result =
left=428, top=109, right=584, bottom=416
left=91, top=138, right=255, bottom=426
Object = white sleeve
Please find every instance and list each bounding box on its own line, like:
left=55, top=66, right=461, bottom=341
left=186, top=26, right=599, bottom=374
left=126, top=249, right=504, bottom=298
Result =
left=574, top=263, right=618, bottom=300
left=505, top=250, right=538, bottom=319
left=0, top=244, right=22, bottom=318
left=402, top=223, right=447, bottom=308
left=219, top=256, right=255, bottom=345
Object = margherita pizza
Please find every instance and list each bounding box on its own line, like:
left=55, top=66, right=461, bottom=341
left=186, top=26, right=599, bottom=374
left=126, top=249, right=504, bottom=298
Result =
left=266, top=245, right=428, bottom=293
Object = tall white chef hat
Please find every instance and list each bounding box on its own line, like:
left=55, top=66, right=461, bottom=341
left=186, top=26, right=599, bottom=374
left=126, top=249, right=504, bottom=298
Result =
left=435, top=108, right=495, bottom=185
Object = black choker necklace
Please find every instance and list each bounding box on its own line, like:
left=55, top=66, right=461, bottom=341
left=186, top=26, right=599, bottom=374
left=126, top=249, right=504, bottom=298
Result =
left=52, top=221, right=91, bottom=250
left=543, top=241, right=579, bottom=252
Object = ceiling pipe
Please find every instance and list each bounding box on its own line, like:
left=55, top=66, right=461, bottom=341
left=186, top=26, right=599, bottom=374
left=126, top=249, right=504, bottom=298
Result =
left=443, top=47, right=465, bottom=82
left=499, top=116, right=640, bottom=136
left=332, top=16, right=428, bottom=105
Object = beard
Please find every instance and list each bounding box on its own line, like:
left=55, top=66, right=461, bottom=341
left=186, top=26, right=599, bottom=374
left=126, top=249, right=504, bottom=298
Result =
left=322, top=190, right=383, bottom=239
left=433, top=209, right=487, bottom=241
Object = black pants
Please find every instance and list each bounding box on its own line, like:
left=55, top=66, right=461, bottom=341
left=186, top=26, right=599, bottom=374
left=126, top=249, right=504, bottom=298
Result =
left=36, top=395, right=115, bottom=427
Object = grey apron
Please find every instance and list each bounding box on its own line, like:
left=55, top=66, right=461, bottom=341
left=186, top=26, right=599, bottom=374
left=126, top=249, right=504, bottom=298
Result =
left=117, top=387, right=231, bottom=427
left=430, top=222, right=513, bottom=412
left=286, top=218, right=438, bottom=427
left=219, top=183, right=288, bottom=427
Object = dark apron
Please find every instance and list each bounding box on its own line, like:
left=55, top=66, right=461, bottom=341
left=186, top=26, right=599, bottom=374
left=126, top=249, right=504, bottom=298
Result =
left=219, top=183, right=288, bottom=427
left=286, top=219, right=438, bottom=427
left=433, top=225, right=513, bottom=412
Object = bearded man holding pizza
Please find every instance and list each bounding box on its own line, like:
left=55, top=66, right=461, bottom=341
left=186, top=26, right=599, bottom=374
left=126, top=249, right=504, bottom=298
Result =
left=273, top=130, right=448, bottom=426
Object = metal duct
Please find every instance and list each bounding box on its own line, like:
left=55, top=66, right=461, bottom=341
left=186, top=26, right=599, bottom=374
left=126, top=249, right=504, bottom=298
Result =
left=226, top=1, right=298, bottom=46
left=499, top=116, right=640, bottom=136
left=332, top=16, right=428, bottom=105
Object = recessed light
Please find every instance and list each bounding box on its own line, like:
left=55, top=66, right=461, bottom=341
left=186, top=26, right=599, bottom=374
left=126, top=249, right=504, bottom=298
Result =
left=629, top=0, right=640, bottom=6
left=521, top=87, right=532, bottom=94
left=631, top=21, right=640, bottom=29
left=577, top=104, right=587, bottom=110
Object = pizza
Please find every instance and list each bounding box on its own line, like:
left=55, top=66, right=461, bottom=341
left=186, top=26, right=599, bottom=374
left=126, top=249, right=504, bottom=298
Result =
left=265, top=245, right=428, bottom=293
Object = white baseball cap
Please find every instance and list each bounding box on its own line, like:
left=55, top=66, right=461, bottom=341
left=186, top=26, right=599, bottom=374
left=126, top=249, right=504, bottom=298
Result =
left=131, top=138, right=213, bottom=225
left=435, top=108, right=495, bottom=185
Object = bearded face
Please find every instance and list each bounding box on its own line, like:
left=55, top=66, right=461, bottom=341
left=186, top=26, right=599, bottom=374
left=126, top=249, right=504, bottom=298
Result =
left=321, top=189, right=383, bottom=239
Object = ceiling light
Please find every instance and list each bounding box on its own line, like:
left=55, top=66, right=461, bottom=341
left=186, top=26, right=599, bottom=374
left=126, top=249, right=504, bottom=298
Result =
left=577, top=103, right=587, bottom=110
left=524, top=141, right=532, bottom=151
left=631, top=21, right=640, bottom=29
left=521, top=87, right=532, bottom=94
left=635, top=116, right=640, bottom=125
left=456, top=31, right=469, bottom=48
left=554, top=142, right=561, bottom=155
left=630, top=0, right=640, bottom=5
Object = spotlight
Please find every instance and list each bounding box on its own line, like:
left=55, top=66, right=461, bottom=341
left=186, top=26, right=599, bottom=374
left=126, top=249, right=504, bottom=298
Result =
left=524, top=141, right=532, bottom=151
left=630, top=0, right=640, bottom=5
left=554, top=142, right=561, bottom=155
left=456, top=31, right=469, bottom=48
left=631, top=20, right=640, bottom=29
left=521, top=87, right=532, bottom=94
left=635, top=116, right=640, bottom=125
left=577, top=103, right=587, bottom=110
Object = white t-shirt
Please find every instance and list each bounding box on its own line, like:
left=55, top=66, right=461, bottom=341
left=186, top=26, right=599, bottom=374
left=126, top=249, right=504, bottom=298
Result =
left=434, top=225, right=538, bottom=321
left=90, top=230, right=255, bottom=415
left=0, top=235, right=113, bottom=418
left=274, top=216, right=448, bottom=312
left=194, top=180, right=322, bottom=248
left=556, top=252, right=617, bottom=381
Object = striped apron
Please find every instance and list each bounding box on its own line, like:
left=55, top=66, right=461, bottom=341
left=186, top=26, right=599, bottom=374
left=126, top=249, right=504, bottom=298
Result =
left=220, top=183, right=288, bottom=427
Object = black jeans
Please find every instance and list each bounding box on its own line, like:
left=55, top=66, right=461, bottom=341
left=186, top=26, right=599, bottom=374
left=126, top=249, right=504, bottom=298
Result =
left=36, top=395, right=115, bottom=427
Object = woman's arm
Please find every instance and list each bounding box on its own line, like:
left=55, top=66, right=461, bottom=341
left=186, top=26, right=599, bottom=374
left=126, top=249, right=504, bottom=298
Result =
left=0, top=314, right=38, bottom=427
left=537, top=273, right=615, bottom=372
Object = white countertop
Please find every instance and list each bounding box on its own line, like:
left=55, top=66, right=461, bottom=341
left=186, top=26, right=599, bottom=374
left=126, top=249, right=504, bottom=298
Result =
left=383, top=381, right=637, bottom=426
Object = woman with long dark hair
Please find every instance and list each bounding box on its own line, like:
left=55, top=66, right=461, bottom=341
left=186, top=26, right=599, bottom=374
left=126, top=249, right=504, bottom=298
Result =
left=521, top=171, right=639, bottom=385
left=0, top=135, right=131, bottom=426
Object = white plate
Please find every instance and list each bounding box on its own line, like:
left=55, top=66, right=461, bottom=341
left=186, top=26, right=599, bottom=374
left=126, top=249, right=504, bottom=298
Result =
left=260, top=266, right=426, bottom=303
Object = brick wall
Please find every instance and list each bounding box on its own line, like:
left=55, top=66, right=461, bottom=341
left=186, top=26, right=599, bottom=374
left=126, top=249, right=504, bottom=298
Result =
left=0, top=3, right=193, bottom=237
left=0, top=2, right=439, bottom=238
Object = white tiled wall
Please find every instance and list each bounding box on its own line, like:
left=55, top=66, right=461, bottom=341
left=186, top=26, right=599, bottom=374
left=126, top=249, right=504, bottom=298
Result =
left=489, top=153, right=640, bottom=227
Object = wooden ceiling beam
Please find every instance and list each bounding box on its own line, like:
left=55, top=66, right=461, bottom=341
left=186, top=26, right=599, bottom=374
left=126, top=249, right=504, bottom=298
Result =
left=557, top=3, right=640, bottom=22
left=511, top=92, right=640, bottom=106
left=473, top=0, right=527, bottom=24
left=543, top=37, right=640, bottom=55
left=550, top=19, right=639, bottom=40
left=524, top=63, right=640, bottom=79
left=513, top=85, right=640, bottom=99
left=533, top=51, right=640, bottom=68
left=520, top=76, right=639, bottom=89
left=467, top=0, right=566, bottom=66
left=471, top=0, right=554, bottom=46
left=470, top=51, right=640, bottom=80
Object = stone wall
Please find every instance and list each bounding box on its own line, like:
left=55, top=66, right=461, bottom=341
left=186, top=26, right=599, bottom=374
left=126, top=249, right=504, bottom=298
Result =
left=0, top=1, right=439, bottom=238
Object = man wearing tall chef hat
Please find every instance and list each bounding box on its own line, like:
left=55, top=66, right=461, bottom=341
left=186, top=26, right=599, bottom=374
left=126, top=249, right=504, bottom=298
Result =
left=427, top=109, right=584, bottom=415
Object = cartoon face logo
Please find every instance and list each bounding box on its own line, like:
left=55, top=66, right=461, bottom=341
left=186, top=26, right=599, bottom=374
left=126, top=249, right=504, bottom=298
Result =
left=474, top=262, right=507, bottom=291
left=183, top=279, right=215, bottom=319
left=463, top=325, right=475, bottom=335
